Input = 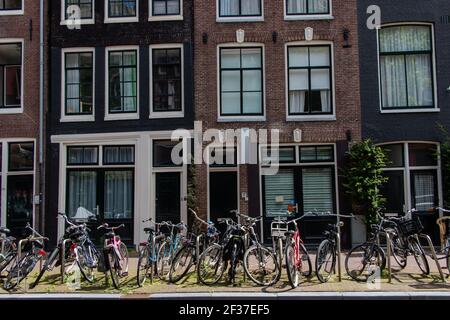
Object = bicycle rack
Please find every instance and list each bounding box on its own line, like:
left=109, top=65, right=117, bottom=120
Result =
left=336, top=231, right=342, bottom=282
left=195, top=234, right=203, bottom=284
left=417, top=234, right=446, bottom=283
left=385, top=231, right=393, bottom=283
left=16, top=237, right=46, bottom=292
left=60, top=239, right=72, bottom=284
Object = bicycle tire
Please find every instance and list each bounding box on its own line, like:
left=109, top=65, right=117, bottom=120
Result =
left=315, top=239, right=336, bottom=283
left=169, top=244, right=195, bottom=283
left=137, top=245, right=151, bottom=287
left=244, top=245, right=279, bottom=286
left=0, top=249, right=17, bottom=274
left=197, top=243, right=225, bottom=285
left=30, top=246, right=59, bottom=289
left=389, top=231, right=407, bottom=268
left=75, top=245, right=95, bottom=283
left=299, top=243, right=312, bottom=278
left=157, top=240, right=171, bottom=281
left=4, top=253, right=42, bottom=291
left=345, top=243, right=386, bottom=282
left=107, top=248, right=120, bottom=289
left=285, top=238, right=300, bottom=288
left=409, top=237, right=430, bottom=275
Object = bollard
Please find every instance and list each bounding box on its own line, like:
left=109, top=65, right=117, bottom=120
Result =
left=385, top=231, right=392, bottom=283
left=196, top=234, right=203, bottom=284
left=336, top=232, right=342, bottom=282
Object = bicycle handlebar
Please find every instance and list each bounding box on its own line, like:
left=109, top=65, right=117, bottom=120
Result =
left=97, top=223, right=125, bottom=231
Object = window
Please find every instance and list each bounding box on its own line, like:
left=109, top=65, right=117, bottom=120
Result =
left=106, top=0, right=138, bottom=21
left=0, top=42, right=22, bottom=110
left=63, top=0, right=94, bottom=20
left=261, top=147, right=296, bottom=166
left=151, top=0, right=181, bottom=16
left=209, top=147, right=237, bottom=167
left=218, top=0, right=261, bottom=18
left=408, top=143, right=437, bottom=166
left=0, top=0, right=22, bottom=13
left=286, top=0, right=329, bottom=15
left=103, top=146, right=135, bottom=165
left=220, top=47, right=263, bottom=116
left=379, top=25, right=435, bottom=110
left=380, top=143, right=404, bottom=167
left=287, top=45, right=332, bottom=115
left=8, top=142, right=34, bottom=171
left=300, top=146, right=333, bottom=162
left=107, top=48, right=138, bottom=117
left=63, top=50, right=94, bottom=117
left=151, top=46, right=183, bottom=115
left=153, top=140, right=182, bottom=167
left=67, top=146, right=99, bottom=165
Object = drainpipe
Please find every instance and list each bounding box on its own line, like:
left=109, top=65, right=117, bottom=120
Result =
left=39, top=0, right=45, bottom=234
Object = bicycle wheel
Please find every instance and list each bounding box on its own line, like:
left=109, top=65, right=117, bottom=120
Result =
left=446, top=239, right=450, bottom=272
left=299, top=243, right=312, bottom=278
left=107, top=249, right=121, bottom=289
left=4, top=253, right=41, bottom=291
left=409, top=237, right=430, bottom=275
left=345, top=243, right=385, bottom=282
left=315, top=240, right=336, bottom=283
left=0, top=249, right=17, bottom=274
left=137, top=245, right=151, bottom=287
left=197, top=243, right=225, bottom=285
left=157, top=240, right=172, bottom=280
left=285, top=239, right=300, bottom=288
left=244, top=245, right=280, bottom=286
left=75, top=246, right=95, bottom=283
left=30, top=246, right=60, bottom=289
left=169, top=244, right=195, bottom=283
left=389, top=232, right=407, bottom=268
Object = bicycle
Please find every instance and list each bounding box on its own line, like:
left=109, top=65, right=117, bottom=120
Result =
left=31, top=213, right=100, bottom=288
left=434, top=207, right=450, bottom=272
left=97, top=223, right=128, bottom=289
left=315, top=213, right=354, bottom=283
left=241, top=212, right=279, bottom=287
left=3, top=223, right=48, bottom=291
left=0, top=228, right=17, bottom=275
left=157, top=221, right=186, bottom=281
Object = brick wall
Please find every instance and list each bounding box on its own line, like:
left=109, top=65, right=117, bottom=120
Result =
left=194, top=0, right=362, bottom=220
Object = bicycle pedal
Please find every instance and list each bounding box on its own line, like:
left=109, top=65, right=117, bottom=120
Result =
left=121, top=271, right=129, bottom=277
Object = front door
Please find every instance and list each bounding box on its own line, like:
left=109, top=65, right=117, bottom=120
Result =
left=209, top=171, right=238, bottom=222
left=7, top=175, right=33, bottom=238
left=155, top=172, right=181, bottom=223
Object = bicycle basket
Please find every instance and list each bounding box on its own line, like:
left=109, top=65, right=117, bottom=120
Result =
left=398, top=216, right=423, bottom=236
left=271, top=220, right=288, bottom=238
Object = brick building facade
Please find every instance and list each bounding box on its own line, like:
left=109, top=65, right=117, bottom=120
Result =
left=194, top=0, right=361, bottom=246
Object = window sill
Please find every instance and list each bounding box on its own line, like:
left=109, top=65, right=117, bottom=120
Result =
left=60, top=115, right=95, bottom=123
left=287, top=115, right=336, bottom=122
left=149, top=111, right=184, bottom=119
left=0, top=10, right=24, bottom=16
left=148, top=15, right=183, bottom=22
left=104, top=113, right=139, bottom=121
left=104, top=17, right=139, bottom=24
left=0, top=107, right=22, bottom=114
left=380, top=108, right=440, bottom=114
left=216, top=16, right=264, bottom=23
left=218, top=116, right=265, bottom=122
left=284, top=14, right=334, bottom=21
left=60, top=19, right=95, bottom=26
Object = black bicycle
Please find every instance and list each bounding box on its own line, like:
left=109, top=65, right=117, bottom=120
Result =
left=0, top=228, right=17, bottom=275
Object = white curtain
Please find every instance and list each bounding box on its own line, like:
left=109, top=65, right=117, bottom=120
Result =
left=66, top=54, right=81, bottom=113
left=380, top=26, right=431, bottom=53
left=406, top=54, right=433, bottom=107
left=68, top=171, right=97, bottom=218
left=220, top=0, right=239, bottom=15
left=380, top=55, right=407, bottom=107
left=104, top=171, right=133, bottom=220
left=414, top=174, right=435, bottom=211
left=241, top=0, right=260, bottom=15
left=287, top=0, right=306, bottom=14
left=309, top=0, right=328, bottom=13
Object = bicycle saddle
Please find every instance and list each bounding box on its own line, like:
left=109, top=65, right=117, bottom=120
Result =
left=105, top=231, right=115, bottom=239
left=0, top=227, right=10, bottom=235
left=285, top=230, right=295, bottom=236
left=144, top=227, right=154, bottom=233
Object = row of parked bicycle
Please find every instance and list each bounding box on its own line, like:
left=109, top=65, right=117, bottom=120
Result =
left=0, top=207, right=449, bottom=290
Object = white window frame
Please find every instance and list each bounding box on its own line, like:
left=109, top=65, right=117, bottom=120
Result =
left=0, top=139, right=37, bottom=230
left=0, top=0, right=24, bottom=16
left=149, top=44, right=184, bottom=119
left=104, top=0, right=139, bottom=23
left=61, top=48, right=96, bottom=122
left=217, top=43, right=266, bottom=122
left=0, top=38, right=24, bottom=115
left=377, top=22, right=439, bottom=114
left=148, top=0, right=183, bottom=21
left=285, top=41, right=336, bottom=122
left=60, top=0, right=95, bottom=25
left=216, top=0, right=264, bottom=23
left=105, top=45, right=140, bottom=121
left=283, top=0, right=333, bottom=21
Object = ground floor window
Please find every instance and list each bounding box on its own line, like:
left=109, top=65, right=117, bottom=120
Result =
left=0, top=140, right=35, bottom=238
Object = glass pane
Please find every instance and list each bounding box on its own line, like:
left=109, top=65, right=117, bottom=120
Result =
left=309, top=0, right=329, bottom=13
left=264, top=169, right=295, bottom=217
left=104, top=171, right=133, bottom=219
left=289, top=69, right=309, bottom=90
left=67, top=171, right=97, bottom=219
left=221, top=49, right=240, bottom=68
left=1, top=0, right=22, bottom=10
left=243, top=70, right=261, bottom=91
left=0, top=43, right=21, bottom=64
left=381, top=170, right=405, bottom=215
left=287, top=0, right=306, bottom=14
left=153, top=140, right=182, bottom=167
left=412, top=172, right=436, bottom=211
left=408, top=143, right=437, bottom=166
left=302, top=167, right=333, bottom=213
left=311, top=68, right=330, bottom=90
left=221, top=92, right=240, bottom=114
left=289, top=47, right=309, bottom=67
left=300, top=147, right=316, bottom=161
left=406, top=54, right=433, bottom=107
left=261, top=147, right=295, bottom=165
left=381, top=144, right=404, bottom=167
left=380, top=25, right=431, bottom=53
left=316, top=146, right=333, bottom=161
left=380, top=55, right=407, bottom=108
left=67, top=146, right=98, bottom=165
left=4, top=66, right=21, bottom=105
left=309, top=46, right=330, bottom=66
left=241, top=0, right=260, bottom=15
left=104, top=146, right=135, bottom=164
left=6, top=175, right=33, bottom=238
left=0, top=143, right=2, bottom=172
left=221, top=70, right=240, bottom=91
left=220, top=0, right=239, bottom=16
left=8, top=142, right=34, bottom=171
left=241, top=48, right=261, bottom=68
left=153, top=0, right=166, bottom=14
left=167, top=0, right=180, bottom=14
left=243, top=92, right=262, bottom=114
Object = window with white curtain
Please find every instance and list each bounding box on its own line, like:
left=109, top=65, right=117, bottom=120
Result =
left=107, top=0, right=137, bottom=18
left=287, top=45, right=332, bottom=115
left=286, top=0, right=329, bottom=15
left=379, top=25, right=434, bottom=110
left=64, top=51, right=94, bottom=115
left=64, top=0, right=94, bottom=19
left=152, top=0, right=180, bottom=16
left=108, top=49, right=138, bottom=114
left=219, top=0, right=261, bottom=17
left=220, top=47, right=263, bottom=116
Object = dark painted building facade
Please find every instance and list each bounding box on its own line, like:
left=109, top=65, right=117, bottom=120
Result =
left=46, top=0, right=194, bottom=245
left=358, top=0, right=450, bottom=242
